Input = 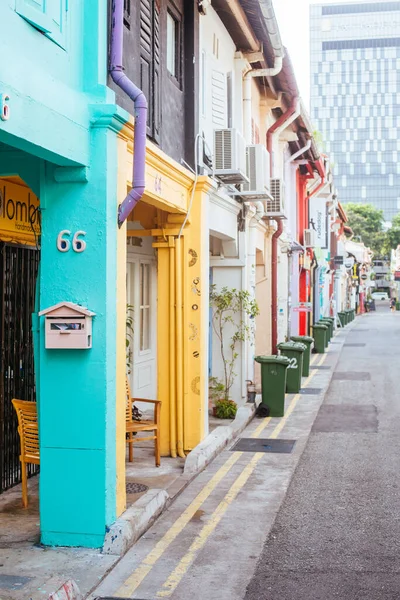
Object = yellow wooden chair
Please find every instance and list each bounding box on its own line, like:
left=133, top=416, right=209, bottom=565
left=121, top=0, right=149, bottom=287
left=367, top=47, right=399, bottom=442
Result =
left=12, top=399, right=39, bottom=508
left=125, top=379, right=161, bottom=467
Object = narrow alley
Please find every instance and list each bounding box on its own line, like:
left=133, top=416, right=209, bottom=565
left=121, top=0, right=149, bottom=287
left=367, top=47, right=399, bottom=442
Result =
left=92, top=304, right=396, bottom=600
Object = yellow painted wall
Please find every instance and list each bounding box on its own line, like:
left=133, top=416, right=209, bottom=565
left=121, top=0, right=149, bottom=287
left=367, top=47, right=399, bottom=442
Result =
left=119, top=121, right=212, bottom=457
left=115, top=135, right=128, bottom=516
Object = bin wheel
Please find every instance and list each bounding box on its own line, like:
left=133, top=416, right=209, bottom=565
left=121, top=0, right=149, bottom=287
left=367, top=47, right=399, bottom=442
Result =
left=255, top=404, right=270, bottom=418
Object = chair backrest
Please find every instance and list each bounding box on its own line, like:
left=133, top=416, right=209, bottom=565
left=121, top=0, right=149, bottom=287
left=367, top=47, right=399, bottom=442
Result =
left=126, top=378, right=132, bottom=423
left=12, top=399, right=39, bottom=459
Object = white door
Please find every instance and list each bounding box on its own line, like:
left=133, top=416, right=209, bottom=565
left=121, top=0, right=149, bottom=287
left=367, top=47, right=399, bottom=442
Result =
left=127, top=255, right=157, bottom=399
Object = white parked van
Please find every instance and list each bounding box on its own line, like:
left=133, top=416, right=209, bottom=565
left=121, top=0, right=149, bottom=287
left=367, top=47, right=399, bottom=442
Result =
left=371, top=292, right=389, bottom=301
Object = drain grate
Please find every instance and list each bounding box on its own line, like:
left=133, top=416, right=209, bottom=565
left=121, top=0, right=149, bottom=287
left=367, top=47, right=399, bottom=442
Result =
left=0, top=575, right=33, bottom=590
left=311, top=365, right=331, bottom=370
left=126, top=482, right=149, bottom=494
left=300, top=388, right=322, bottom=395
left=333, top=371, right=370, bottom=381
left=231, top=438, right=296, bottom=453
left=344, top=343, right=366, bottom=347
left=312, top=404, right=378, bottom=433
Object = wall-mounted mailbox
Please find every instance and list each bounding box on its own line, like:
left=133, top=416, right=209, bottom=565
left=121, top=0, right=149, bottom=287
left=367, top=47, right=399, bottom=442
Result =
left=39, top=302, right=95, bottom=349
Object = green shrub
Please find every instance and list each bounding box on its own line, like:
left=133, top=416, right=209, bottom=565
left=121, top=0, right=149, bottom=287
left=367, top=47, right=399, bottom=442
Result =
left=215, top=399, right=238, bottom=419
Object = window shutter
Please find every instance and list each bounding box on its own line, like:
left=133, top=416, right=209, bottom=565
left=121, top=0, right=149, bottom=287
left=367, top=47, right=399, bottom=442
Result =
left=46, top=0, right=67, bottom=48
left=211, top=70, right=227, bottom=127
left=140, top=0, right=153, bottom=136
left=153, top=2, right=161, bottom=142
left=139, top=0, right=160, bottom=141
left=16, top=0, right=51, bottom=32
left=16, top=0, right=67, bottom=49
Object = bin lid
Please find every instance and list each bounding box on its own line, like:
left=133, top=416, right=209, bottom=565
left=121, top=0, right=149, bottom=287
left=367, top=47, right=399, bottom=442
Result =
left=290, top=335, right=314, bottom=343
left=278, top=341, right=307, bottom=351
left=255, top=355, right=290, bottom=365
left=312, top=324, right=328, bottom=330
left=320, top=317, right=334, bottom=321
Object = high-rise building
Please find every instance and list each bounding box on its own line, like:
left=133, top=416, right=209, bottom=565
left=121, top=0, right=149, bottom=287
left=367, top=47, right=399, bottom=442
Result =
left=310, top=1, right=400, bottom=222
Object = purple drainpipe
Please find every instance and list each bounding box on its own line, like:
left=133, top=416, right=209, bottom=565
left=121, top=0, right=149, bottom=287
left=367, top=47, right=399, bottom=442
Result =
left=110, top=0, right=148, bottom=227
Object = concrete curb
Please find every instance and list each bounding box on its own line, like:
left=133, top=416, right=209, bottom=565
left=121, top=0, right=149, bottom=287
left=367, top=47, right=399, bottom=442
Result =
left=102, top=489, right=169, bottom=556
left=184, top=403, right=256, bottom=476
left=100, top=402, right=256, bottom=558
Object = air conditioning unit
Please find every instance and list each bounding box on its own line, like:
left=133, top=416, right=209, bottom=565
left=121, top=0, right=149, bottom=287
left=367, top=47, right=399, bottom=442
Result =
left=265, top=178, right=286, bottom=218
left=234, top=145, right=271, bottom=199
left=304, top=228, right=316, bottom=248
left=214, top=128, right=249, bottom=184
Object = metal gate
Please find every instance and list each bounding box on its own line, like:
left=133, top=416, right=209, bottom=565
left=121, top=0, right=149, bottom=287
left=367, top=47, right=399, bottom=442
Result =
left=0, top=243, right=39, bottom=493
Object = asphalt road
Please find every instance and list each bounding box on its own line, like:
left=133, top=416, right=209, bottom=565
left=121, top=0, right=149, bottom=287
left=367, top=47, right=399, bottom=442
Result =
left=245, top=302, right=400, bottom=600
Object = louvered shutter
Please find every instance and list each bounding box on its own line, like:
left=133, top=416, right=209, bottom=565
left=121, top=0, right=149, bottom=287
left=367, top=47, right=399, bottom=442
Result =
left=140, top=0, right=153, bottom=136
left=211, top=70, right=227, bottom=127
left=153, top=1, right=161, bottom=142
left=139, top=0, right=161, bottom=141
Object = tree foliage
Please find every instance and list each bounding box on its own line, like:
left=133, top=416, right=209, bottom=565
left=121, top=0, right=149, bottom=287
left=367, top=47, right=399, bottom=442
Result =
left=210, top=285, right=259, bottom=401
left=385, top=213, right=400, bottom=254
left=343, top=203, right=385, bottom=256
left=343, top=203, right=400, bottom=258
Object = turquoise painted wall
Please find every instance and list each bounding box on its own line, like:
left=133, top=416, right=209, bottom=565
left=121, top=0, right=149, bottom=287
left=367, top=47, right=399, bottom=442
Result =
left=0, top=0, right=128, bottom=546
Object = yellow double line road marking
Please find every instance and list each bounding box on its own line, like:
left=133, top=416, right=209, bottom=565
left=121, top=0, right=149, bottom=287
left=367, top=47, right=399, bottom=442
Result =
left=115, top=351, right=327, bottom=598
left=156, top=354, right=328, bottom=597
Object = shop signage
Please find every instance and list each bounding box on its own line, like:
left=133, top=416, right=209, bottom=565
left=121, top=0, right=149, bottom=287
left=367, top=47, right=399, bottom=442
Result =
left=0, top=178, right=40, bottom=245
left=344, top=257, right=355, bottom=269
left=395, top=271, right=400, bottom=282
left=360, top=274, right=368, bottom=280
left=309, top=197, right=328, bottom=250
left=333, top=256, right=343, bottom=265
left=293, top=302, right=312, bottom=313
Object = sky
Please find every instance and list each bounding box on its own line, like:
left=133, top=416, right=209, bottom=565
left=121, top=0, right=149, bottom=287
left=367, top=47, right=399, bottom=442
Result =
left=273, top=0, right=351, bottom=109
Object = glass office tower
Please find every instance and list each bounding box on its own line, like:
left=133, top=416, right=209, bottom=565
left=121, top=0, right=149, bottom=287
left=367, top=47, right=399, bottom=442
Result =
left=310, top=1, right=400, bottom=222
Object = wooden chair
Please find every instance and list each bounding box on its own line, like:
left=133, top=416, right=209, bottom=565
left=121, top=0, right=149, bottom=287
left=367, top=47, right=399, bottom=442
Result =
left=125, top=379, right=161, bottom=467
left=12, top=399, right=39, bottom=508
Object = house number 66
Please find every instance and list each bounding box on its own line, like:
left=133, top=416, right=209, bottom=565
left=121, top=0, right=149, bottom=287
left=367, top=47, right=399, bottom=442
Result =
left=1, top=94, right=10, bottom=121
left=57, top=230, right=87, bottom=253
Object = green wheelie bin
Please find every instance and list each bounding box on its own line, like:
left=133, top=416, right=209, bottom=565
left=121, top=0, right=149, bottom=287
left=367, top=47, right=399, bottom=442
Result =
left=396, top=302, right=400, bottom=311
left=255, top=355, right=290, bottom=417
left=312, top=323, right=328, bottom=353
left=351, top=309, right=356, bottom=321
left=320, top=318, right=333, bottom=341
left=324, top=317, right=335, bottom=336
left=338, top=311, right=346, bottom=327
left=290, top=335, right=314, bottom=377
left=277, top=341, right=307, bottom=393
left=345, top=309, right=351, bottom=324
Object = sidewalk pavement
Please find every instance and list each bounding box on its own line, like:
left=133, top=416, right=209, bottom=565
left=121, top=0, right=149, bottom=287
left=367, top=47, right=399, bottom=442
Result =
left=90, top=322, right=355, bottom=600
left=0, top=321, right=354, bottom=600
left=0, top=393, right=256, bottom=599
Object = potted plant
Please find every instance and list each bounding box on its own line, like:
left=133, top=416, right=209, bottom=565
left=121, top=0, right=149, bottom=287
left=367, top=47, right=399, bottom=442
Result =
left=208, top=377, right=225, bottom=411
left=209, top=285, right=259, bottom=418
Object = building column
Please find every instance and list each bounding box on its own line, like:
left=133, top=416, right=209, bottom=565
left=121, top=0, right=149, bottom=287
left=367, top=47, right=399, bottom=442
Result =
left=155, top=177, right=212, bottom=456
left=39, top=107, right=127, bottom=547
